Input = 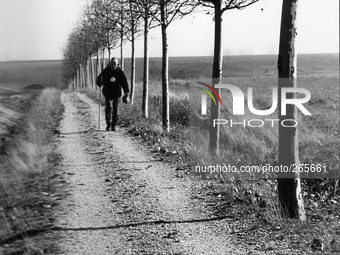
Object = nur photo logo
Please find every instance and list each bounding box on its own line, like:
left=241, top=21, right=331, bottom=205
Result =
left=196, top=82, right=222, bottom=115
left=196, top=81, right=312, bottom=128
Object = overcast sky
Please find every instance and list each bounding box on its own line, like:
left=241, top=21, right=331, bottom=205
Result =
left=0, top=0, right=338, bottom=61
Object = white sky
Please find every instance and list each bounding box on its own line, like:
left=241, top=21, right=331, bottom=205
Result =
left=0, top=0, right=338, bottom=60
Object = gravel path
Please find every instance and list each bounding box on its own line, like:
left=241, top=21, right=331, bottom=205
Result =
left=42, top=91, right=250, bottom=255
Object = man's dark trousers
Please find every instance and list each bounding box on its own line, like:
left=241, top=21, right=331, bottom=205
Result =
left=105, top=97, right=119, bottom=130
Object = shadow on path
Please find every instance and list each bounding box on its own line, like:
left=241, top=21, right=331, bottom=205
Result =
left=0, top=216, right=232, bottom=245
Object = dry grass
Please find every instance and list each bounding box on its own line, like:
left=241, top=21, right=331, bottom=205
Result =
left=0, top=88, right=63, bottom=250
left=85, top=61, right=339, bottom=177
left=87, top=54, right=339, bottom=184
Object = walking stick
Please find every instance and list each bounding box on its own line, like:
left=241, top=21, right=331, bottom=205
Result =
left=98, top=87, right=101, bottom=130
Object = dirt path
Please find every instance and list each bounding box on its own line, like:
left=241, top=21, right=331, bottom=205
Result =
left=43, top=91, right=252, bottom=255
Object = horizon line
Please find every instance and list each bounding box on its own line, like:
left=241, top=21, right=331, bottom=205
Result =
left=1, top=52, right=339, bottom=62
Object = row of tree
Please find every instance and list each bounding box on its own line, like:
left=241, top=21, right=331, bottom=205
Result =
left=63, top=0, right=305, bottom=221
left=63, top=0, right=262, bottom=130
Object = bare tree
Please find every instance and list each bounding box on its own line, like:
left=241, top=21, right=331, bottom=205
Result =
left=142, top=0, right=197, bottom=132
left=84, top=1, right=104, bottom=87
left=277, top=0, right=306, bottom=220
left=124, top=0, right=143, bottom=104
left=63, top=25, right=92, bottom=89
left=119, top=0, right=126, bottom=70
left=97, top=0, right=120, bottom=61
left=142, top=5, right=150, bottom=118
left=75, top=0, right=115, bottom=89
left=99, top=0, right=143, bottom=104
left=197, top=0, right=260, bottom=156
left=63, top=0, right=121, bottom=91
left=93, top=0, right=140, bottom=100
left=134, top=0, right=160, bottom=118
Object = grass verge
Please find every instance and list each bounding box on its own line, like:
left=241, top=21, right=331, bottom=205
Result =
left=0, top=88, right=63, bottom=254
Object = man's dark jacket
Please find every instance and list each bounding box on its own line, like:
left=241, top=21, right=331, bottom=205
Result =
left=97, top=66, right=129, bottom=99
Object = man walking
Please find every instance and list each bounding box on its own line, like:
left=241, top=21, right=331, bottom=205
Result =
left=96, top=57, right=129, bottom=131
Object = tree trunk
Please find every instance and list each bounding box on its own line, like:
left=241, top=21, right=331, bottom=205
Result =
left=120, top=34, right=124, bottom=70
left=277, top=0, right=305, bottom=220
left=78, top=65, right=81, bottom=89
left=101, top=49, right=105, bottom=71
left=160, top=1, right=170, bottom=132
left=74, top=78, right=76, bottom=91
left=129, top=0, right=135, bottom=104
left=76, top=67, right=79, bottom=91
left=142, top=8, right=149, bottom=118
left=120, top=2, right=125, bottom=70
left=209, top=1, right=223, bottom=156
left=79, top=65, right=81, bottom=90
left=84, top=60, right=87, bottom=89
left=86, top=58, right=90, bottom=89
left=108, top=47, right=111, bottom=61
left=96, top=50, right=100, bottom=91
left=81, top=64, right=84, bottom=88
left=130, top=32, right=135, bottom=104
left=82, top=63, right=86, bottom=88
left=91, top=56, right=95, bottom=90
left=79, top=64, right=83, bottom=89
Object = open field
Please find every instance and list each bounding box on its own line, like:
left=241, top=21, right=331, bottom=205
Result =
left=0, top=60, right=63, bottom=90
left=0, top=60, right=63, bottom=135
left=121, top=53, right=339, bottom=81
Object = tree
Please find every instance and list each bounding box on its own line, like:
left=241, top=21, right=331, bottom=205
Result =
left=142, top=5, right=150, bottom=118
left=82, top=0, right=124, bottom=90
left=142, top=0, right=197, bottom=132
left=197, top=0, right=260, bottom=156
left=125, top=0, right=143, bottom=104
left=119, top=0, right=126, bottom=70
left=62, top=27, right=90, bottom=89
left=98, top=0, right=143, bottom=104
left=134, top=0, right=160, bottom=118
left=91, top=0, right=139, bottom=96
left=63, top=0, right=119, bottom=91
left=93, top=0, right=120, bottom=60
left=277, top=0, right=306, bottom=220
